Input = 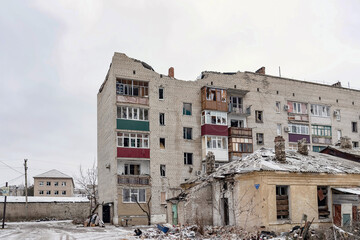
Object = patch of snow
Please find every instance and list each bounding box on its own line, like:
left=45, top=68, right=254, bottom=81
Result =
left=0, top=196, right=89, bottom=203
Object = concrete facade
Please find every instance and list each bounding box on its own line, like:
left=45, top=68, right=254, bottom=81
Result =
left=0, top=197, right=89, bottom=222
left=97, top=52, right=360, bottom=225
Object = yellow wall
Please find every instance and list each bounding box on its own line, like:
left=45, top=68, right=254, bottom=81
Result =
left=234, top=172, right=360, bottom=232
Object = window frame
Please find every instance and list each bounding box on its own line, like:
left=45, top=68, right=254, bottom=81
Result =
left=117, top=132, right=150, bottom=148
left=122, top=189, right=146, bottom=203
left=159, top=113, right=165, bottom=126
left=124, top=164, right=141, bottom=175
left=46, top=181, right=51, bottom=186
left=183, top=103, right=192, bottom=116
left=159, top=87, right=164, bottom=100
left=116, top=79, right=149, bottom=97
left=160, top=164, right=166, bottom=177
left=275, top=101, right=281, bottom=113
left=289, top=124, right=309, bottom=135
left=117, top=106, right=149, bottom=121
left=255, top=110, right=263, bottom=123
left=276, top=185, right=290, bottom=220
left=256, top=133, right=264, bottom=145
left=183, top=127, right=193, bottom=140
left=184, top=153, right=193, bottom=165
left=160, top=138, right=165, bottom=149
left=206, top=136, right=228, bottom=150
left=352, top=122, right=358, bottom=133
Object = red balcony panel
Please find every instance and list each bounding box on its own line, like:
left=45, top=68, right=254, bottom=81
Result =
left=117, top=148, right=150, bottom=158
left=201, top=124, right=228, bottom=136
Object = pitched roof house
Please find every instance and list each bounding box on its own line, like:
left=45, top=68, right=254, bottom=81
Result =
left=167, top=138, right=360, bottom=232
left=33, top=169, right=74, bottom=197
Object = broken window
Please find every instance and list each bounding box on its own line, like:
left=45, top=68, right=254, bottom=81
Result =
left=184, top=153, right=193, bottom=165
left=230, top=96, right=243, bottom=113
left=183, top=127, right=192, bottom=140
left=183, top=103, right=192, bottom=115
left=159, top=113, right=165, bottom=126
left=317, top=186, right=330, bottom=219
left=276, top=102, right=281, bottom=113
left=159, top=88, right=164, bottom=100
left=160, top=165, right=166, bottom=177
left=352, top=122, right=358, bottom=132
left=116, top=79, right=149, bottom=97
left=276, top=186, right=289, bottom=219
left=124, top=164, right=141, bottom=175
left=256, top=133, right=264, bottom=145
left=230, top=119, right=243, bottom=128
left=123, top=189, right=146, bottom=203
left=255, top=111, right=263, bottom=123
left=206, top=88, right=217, bottom=101
left=160, top=138, right=165, bottom=149
left=310, top=104, right=330, bottom=117
left=353, top=141, right=359, bottom=148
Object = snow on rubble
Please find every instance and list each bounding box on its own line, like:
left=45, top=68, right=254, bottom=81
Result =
left=183, top=148, right=360, bottom=200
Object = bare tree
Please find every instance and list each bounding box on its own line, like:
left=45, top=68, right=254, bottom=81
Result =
left=76, top=162, right=99, bottom=215
left=135, top=195, right=152, bottom=225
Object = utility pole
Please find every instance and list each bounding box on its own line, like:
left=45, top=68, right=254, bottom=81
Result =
left=24, top=159, right=28, bottom=220
left=2, top=182, right=8, bottom=229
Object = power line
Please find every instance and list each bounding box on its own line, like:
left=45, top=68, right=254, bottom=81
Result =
left=0, top=174, right=25, bottom=187
left=0, top=160, right=23, bottom=175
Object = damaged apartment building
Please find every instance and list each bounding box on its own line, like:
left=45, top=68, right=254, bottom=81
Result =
left=97, top=52, right=360, bottom=225
left=167, top=137, right=360, bottom=232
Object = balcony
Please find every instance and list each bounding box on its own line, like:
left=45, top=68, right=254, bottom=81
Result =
left=117, top=175, right=150, bottom=185
left=116, top=79, right=149, bottom=105
left=228, top=127, right=252, bottom=137
left=201, top=86, right=228, bottom=112
left=228, top=127, right=253, bottom=160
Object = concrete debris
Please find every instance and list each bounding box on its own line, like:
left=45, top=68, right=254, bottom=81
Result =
left=138, top=224, right=338, bottom=239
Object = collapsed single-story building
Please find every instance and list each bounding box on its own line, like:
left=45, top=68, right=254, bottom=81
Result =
left=167, top=137, right=360, bottom=232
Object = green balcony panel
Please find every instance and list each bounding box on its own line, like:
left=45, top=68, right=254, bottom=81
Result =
left=117, top=119, right=149, bottom=131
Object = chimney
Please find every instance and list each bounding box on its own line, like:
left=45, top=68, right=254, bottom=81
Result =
left=255, top=66, right=265, bottom=75
left=340, top=136, right=352, bottom=149
left=274, top=136, right=286, bottom=163
left=206, top=151, right=215, bottom=175
left=168, top=67, right=174, bottom=78
left=297, top=138, right=308, bottom=155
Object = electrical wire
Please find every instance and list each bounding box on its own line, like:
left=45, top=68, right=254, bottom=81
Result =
left=0, top=160, right=23, bottom=175
left=0, top=174, right=25, bottom=187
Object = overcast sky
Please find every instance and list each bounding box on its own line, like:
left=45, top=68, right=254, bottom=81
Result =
left=1, top=0, right=360, bottom=187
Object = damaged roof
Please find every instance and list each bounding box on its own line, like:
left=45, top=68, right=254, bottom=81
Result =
left=213, top=148, right=360, bottom=177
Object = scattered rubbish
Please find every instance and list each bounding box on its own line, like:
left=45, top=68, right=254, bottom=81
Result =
left=157, top=224, right=169, bottom=233
left=134, top=228, right=142, bottom=236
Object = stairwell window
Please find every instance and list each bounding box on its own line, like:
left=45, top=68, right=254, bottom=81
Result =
left=352, top=122, right=358, bottom=133
left=160, top=138, right=165, bottom=149
left=276, top=102, right=281, bottom=113
left=255, top=111, right=263, bottom=123
left=159, top=88, right=164, bottom=100
left=256, top=133, right=264, bottom=145
left=183, top=103, right=192, bottom=116
left=184, top=153, right=193, bottom=165
left=183, top=128, right=193, bottom=140
left=159, top=113, right=165, bottom=126
left=160, top=165, right=166, bottom=177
